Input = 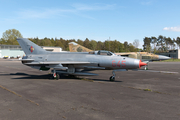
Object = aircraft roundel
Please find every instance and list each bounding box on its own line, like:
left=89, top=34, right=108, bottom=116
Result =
left=29, top=46, right=34, bottom=53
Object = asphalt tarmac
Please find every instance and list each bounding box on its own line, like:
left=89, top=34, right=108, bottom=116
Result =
left=0, top=59, right=180, bottom=120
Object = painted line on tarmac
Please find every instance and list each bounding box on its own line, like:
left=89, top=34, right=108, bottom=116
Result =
left=121, top=85, right=179, bottom=96
left=0, top=85, right=22, bottom=97
left=0, top=85, right=39, bottom=106
left=138, top=70, right=178, bottom=74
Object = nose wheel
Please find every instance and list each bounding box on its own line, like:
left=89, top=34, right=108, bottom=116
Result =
left=109, top=76, right=115, bottom=81
left=109, top=71, right=115, bottom=81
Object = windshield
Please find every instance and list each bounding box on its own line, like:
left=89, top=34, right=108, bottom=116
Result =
left=89, top=50, right=116, bottom=56
left=97, top=50, right=115, bottom=56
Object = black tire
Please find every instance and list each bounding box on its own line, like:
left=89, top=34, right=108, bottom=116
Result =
left=112, top=76, right=115, bottom=81
left=56, top=74, right=60, bottom=80
left=109, top=76, right=112, bottom=81
left=109, top=76, right=115, bottom=81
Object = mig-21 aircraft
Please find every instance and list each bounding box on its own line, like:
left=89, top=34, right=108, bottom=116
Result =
left=68, top=42, right=171, bottom=70
left=17, top=38, right=147, bottom=81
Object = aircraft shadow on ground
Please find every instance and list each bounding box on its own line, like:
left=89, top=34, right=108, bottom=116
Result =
left=9, top=73, right=52, bottom=80
left=0, top=72, right=122, bottom=82
left=9, top=72, right=79, bottom=80
left=91, top=79, right=123, bottom=83
left=0, top=72, right=56, bottom=80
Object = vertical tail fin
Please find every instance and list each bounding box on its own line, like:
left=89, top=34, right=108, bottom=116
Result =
left=17, top=38, right=47, bottom=55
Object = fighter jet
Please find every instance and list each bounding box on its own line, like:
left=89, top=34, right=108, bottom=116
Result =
left=68, top=42, right=171, bottom=70
left=17, top=38, right=147, bottom=81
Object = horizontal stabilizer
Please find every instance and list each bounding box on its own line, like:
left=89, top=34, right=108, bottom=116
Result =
left=23, top=62, right=39, bottom=65
left=21, top=59, right=34, bottom=61
left=10, top=59, right=34, bottom=61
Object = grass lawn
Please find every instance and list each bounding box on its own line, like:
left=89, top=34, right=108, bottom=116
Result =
left=155, top=59, right=180, bottom=62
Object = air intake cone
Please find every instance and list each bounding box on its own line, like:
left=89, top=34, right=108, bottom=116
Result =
left=139, top=60, right=147, bottom=68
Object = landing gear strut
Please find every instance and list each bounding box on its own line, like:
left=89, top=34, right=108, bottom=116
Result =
left=144, top=63, right=149, bottom=70
left=109, top=71, right=115, bottom=81
left=144, top=66, right=147, bottom=70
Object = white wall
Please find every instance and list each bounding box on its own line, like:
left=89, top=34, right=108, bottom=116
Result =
left=0, top=49, right=25, bottom=58
left=42, top=47, right=62, bottom=52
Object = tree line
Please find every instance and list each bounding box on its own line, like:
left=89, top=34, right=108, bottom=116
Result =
left=0, top=37, right=140, bottom=52
left=143, top=35, right=180, bottom=53
left=1, top=29, right=180, bottom=53
left=0, top=29, right=140, bottom=52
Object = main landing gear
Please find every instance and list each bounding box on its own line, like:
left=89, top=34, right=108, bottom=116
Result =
left=109, top=71, right=115, bottom=81
left=52, top=69, right=59, bottom=80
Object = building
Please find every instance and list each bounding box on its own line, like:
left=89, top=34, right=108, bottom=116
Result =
left=0, top=45, right=24, bottom=58
left=157, top=49, right=180, bottom=59
left=0, top=45, right=62, bottom=58
left=42, top=46, right=62, bottom=52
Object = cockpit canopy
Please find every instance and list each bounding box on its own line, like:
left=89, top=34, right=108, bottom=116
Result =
left=89, top=50, right=116, bottom=56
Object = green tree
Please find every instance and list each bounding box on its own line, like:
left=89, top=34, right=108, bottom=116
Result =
left=2, top=29, right=23, bottom=45
left=83, top=38, right=90, bottom=49
left=124, top=41, right=129, bottom=52
left=111, top=40, right=121, bottom=52
left=50, top=38, right=55, bottom=46
left=55, top=40, right=64, bottom=49
left=59, top=38, right=66, bottom=50
left=97, top=41, right=104, bottom=50
left=172, top=38, right=176, bottom=50
left=129, top=43, right=136, bottom=52
left=143, top=37, right=151, bottom=52
left=118, top=42, right=124, bottom=52
left=151, top=37, right=157, bottom=53
left=164, top=37, right=169, bottom=51
left=0, top=38, right=6, bottom=44
left=89, top=40, right=97, bottom=50
left=157, top=35, right=165, bottom=52
left=104, top=41, right=110, bottom=51
left=176, top=37, right=180, bottom=49
left=77, top=39, right=84, bottom=46
left=43, top=37, right=52, bottom=46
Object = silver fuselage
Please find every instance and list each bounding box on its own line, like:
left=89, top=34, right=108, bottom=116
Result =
left=23, top=52, right=140, bottom=70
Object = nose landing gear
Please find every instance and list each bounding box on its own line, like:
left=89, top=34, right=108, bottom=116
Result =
left=144, top=62, right=149, bottom=70
left=144, top=65, right=148, bottom=70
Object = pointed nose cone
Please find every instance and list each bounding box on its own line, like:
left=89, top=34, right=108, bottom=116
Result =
left=158, top=55, right=171, bottom=60
left=139, top=60, right=147, bottom=68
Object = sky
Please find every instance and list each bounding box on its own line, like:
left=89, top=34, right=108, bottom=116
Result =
left=0, top=0, right=180, bottom=48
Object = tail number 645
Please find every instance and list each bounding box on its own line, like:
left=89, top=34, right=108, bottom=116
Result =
left=112, top=60, right=126, bottom=67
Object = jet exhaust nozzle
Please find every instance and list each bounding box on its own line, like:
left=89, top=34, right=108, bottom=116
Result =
left=139, top=60, right=147, bottom=68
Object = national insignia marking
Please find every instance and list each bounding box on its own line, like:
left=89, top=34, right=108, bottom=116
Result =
left=30, top=46, right=34, bottom=53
